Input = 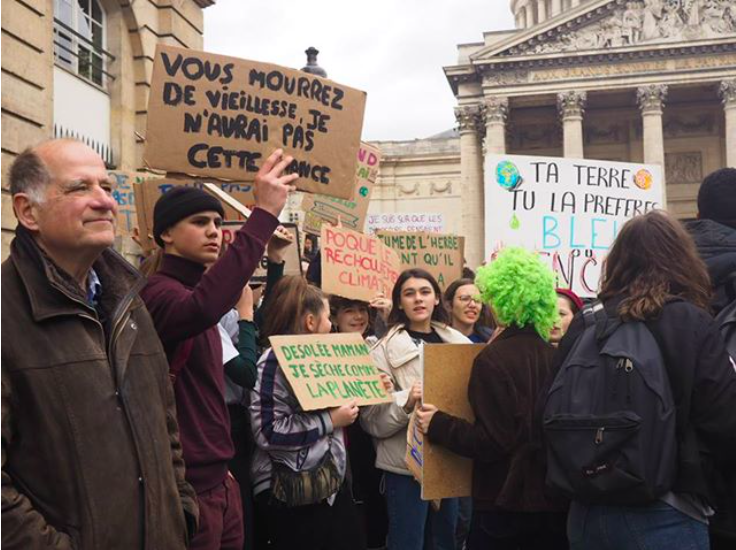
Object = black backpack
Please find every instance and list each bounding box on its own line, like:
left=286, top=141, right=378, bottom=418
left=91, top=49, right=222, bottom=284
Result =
left=543, top=302, right=677, bottom=505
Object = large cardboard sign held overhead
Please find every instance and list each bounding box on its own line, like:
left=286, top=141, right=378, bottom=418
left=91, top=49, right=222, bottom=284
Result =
left=301, top=142, right=380, bottom=235
left=321, top=225, right=402, bottom=303
left=377, top=231, right=464, bottom=291
left=418, top=343, right=485, bottom=500
left=135, top=178, right=255, bottom=253
left=485, top=154, right=664, bottom=297
left=144, top=44, right=367, bottom=200
left=269, top=332, right=393, bottom=410
left=221, top=221, right=302, bottom=284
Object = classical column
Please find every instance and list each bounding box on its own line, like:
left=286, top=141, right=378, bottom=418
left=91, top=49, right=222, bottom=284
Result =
left=537, top=0, right=547, bottom=23
left=558, top=90, right=587, bottom=159
left=637, top=84, right=668, bottom=171
left=720, top=79, right=736, bottom=167
left=551, top=0, right=562, bottom=16
left=484, top=97, right=509, bottom=155
left=455, top=104, right=485, bottom=269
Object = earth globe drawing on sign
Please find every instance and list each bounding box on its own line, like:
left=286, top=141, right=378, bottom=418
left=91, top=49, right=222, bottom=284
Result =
left=496, top=160, right=522, bottom=191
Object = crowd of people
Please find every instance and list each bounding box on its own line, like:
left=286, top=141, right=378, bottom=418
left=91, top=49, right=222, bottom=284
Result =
left=2, top=138, right=735, bottom=550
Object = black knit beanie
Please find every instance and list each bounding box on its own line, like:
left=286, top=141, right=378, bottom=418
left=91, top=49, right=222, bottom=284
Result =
left=153, top=186, right=225, bottom=247
left=698, top=168, right=736, bottom=229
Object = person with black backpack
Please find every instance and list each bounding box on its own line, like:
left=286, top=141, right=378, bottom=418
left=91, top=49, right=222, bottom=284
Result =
left=544, top=211, right=736, bottom=550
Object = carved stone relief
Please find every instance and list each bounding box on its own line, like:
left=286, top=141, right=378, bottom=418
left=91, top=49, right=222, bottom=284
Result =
left=398, top=182, right=420, bottom=196
left=508, top=123, right=561, bottom=150
left=430, top=181, right=453, bottom=195
left=510, top=0, right=736, bottom=56
left=665, top=152, right=703, bottom=183
left=663, top=113, right=716, bottom=137
left=585, top=122, right=628, bottom=144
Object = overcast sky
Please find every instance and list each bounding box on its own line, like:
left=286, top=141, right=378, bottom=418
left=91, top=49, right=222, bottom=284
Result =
left=204, top=0, right=515, bottom=142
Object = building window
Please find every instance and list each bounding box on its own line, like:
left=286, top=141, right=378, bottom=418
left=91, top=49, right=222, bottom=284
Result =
left=54, top=0, right=111, bottom=88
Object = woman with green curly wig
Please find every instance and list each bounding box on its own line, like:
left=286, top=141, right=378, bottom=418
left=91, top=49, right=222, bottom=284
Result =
left=415, top=247, right=568, bottom=550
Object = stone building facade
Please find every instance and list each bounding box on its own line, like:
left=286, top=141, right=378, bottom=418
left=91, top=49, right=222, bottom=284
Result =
left=1, top=0, right=214, bottom=259
left=369, top=0, right=736, bottom=268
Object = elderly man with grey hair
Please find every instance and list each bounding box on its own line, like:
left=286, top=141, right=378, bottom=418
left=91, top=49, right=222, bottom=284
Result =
left=1, top=139, right=198, bottom=549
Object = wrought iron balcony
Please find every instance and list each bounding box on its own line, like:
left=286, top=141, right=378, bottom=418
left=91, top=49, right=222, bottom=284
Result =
left=53, top=17, right=115, bottom=89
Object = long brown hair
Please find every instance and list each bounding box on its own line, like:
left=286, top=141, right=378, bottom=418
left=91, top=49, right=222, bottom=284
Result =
left=260, top=275, right=327, bottom=340
left=599, top=211, right=711, bottom=320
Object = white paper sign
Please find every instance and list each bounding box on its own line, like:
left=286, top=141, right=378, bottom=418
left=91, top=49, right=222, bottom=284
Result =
left=366, top=213, right=444, bottom=234
left=484, top=154, right=664, bottom=297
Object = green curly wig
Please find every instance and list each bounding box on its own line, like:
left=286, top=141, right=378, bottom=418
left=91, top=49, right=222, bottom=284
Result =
left=475, top=247, right=559, bottom=340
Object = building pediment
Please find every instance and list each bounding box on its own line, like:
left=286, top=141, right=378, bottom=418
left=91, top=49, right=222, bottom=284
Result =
left=472, top=0, right=736, bottom=62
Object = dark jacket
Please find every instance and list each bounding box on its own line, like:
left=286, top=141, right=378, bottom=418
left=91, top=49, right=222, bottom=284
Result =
left=140, top=208, right=278, bottom=494
left=554, top=298, right=736, bottom=503
left=428, top=325, right=564, bottom=512
left=1, top=227, right=197, bottom=550
left=687, top=219, right=736, bottom=314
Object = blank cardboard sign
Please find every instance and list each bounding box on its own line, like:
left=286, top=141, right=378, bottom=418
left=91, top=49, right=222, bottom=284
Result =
left=221, top=221, right=302, bottom=284
left=421, top=343, right=486, bottom=500
left=144, top=44, right=367, bottom=200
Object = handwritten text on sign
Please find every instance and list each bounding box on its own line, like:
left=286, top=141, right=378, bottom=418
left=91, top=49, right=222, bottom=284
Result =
left=269, top=333, right=392, bottom=410
left=484, top=155, right=664, bottom=297
left=377, top=231, right=464, bottom=290
left=301, top=142, right=380, bottom=235
left=321, top=225, right=402, bottom=303
left=366, top=213, right=444, bottom=234
left=144, top=45, right=366, bottom=200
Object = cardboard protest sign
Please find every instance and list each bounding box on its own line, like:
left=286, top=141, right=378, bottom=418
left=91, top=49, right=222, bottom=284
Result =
left=321, top=225, right=401, bottom=303
left=108, top=171, right=160, bottom=236
left=203, top=182, right=253, bottom=218
left=301, top=143, right=380, bottom=235
left=377, top=231, right=464, bottom=290
left=485, top=155, right=664, bottom=297
left=406, top=413, right=424, bottom=483
left=420, top=343, right=485, bottom=500
left=366, top=213, right=444, bottom=234
left=144, top=44, right=367, bottom=200
left=221, top=221, right=302, bottom=284
left=268, top=332, right=392, bottom=410
left=135, top=177, right=256, bottom=253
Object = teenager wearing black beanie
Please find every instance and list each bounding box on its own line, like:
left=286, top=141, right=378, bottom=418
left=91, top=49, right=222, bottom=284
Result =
left=140, top=150, right=297, bottom=550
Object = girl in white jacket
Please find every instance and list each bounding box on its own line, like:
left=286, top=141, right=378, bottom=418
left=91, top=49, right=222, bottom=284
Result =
left=361, top=268, right=470, bottom=550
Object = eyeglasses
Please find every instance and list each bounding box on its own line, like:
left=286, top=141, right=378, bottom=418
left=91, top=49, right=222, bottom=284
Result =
left=456, top=295, right=482, bottom=305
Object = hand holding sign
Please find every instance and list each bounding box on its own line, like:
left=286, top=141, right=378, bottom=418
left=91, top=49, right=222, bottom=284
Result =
left=254, top=149, right=298, bottom=218
left=415, top=404, right=438, bottom=435
left=267, top=225, right=295, bottom=263
left=329, top=400, right=359, bottom=428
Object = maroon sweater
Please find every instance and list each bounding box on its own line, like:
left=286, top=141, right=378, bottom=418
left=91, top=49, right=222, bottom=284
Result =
left=140, top=208, right=279, bottom=493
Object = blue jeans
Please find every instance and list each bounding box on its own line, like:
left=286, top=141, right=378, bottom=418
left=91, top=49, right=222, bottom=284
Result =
left=568, top=500, right=709, bottom=550
left=383, top=472, right=459, bottom=550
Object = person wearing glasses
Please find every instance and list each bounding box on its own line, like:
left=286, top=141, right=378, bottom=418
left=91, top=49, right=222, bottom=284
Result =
left=444, top=278, right=495, bottom=344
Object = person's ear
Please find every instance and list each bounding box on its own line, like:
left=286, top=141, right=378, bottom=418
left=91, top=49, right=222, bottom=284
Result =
left=304, top=312, right=317, bottom=333
left=13, top=194, right=42, bottom=231
left=160, top=228, right=175, bottom=246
